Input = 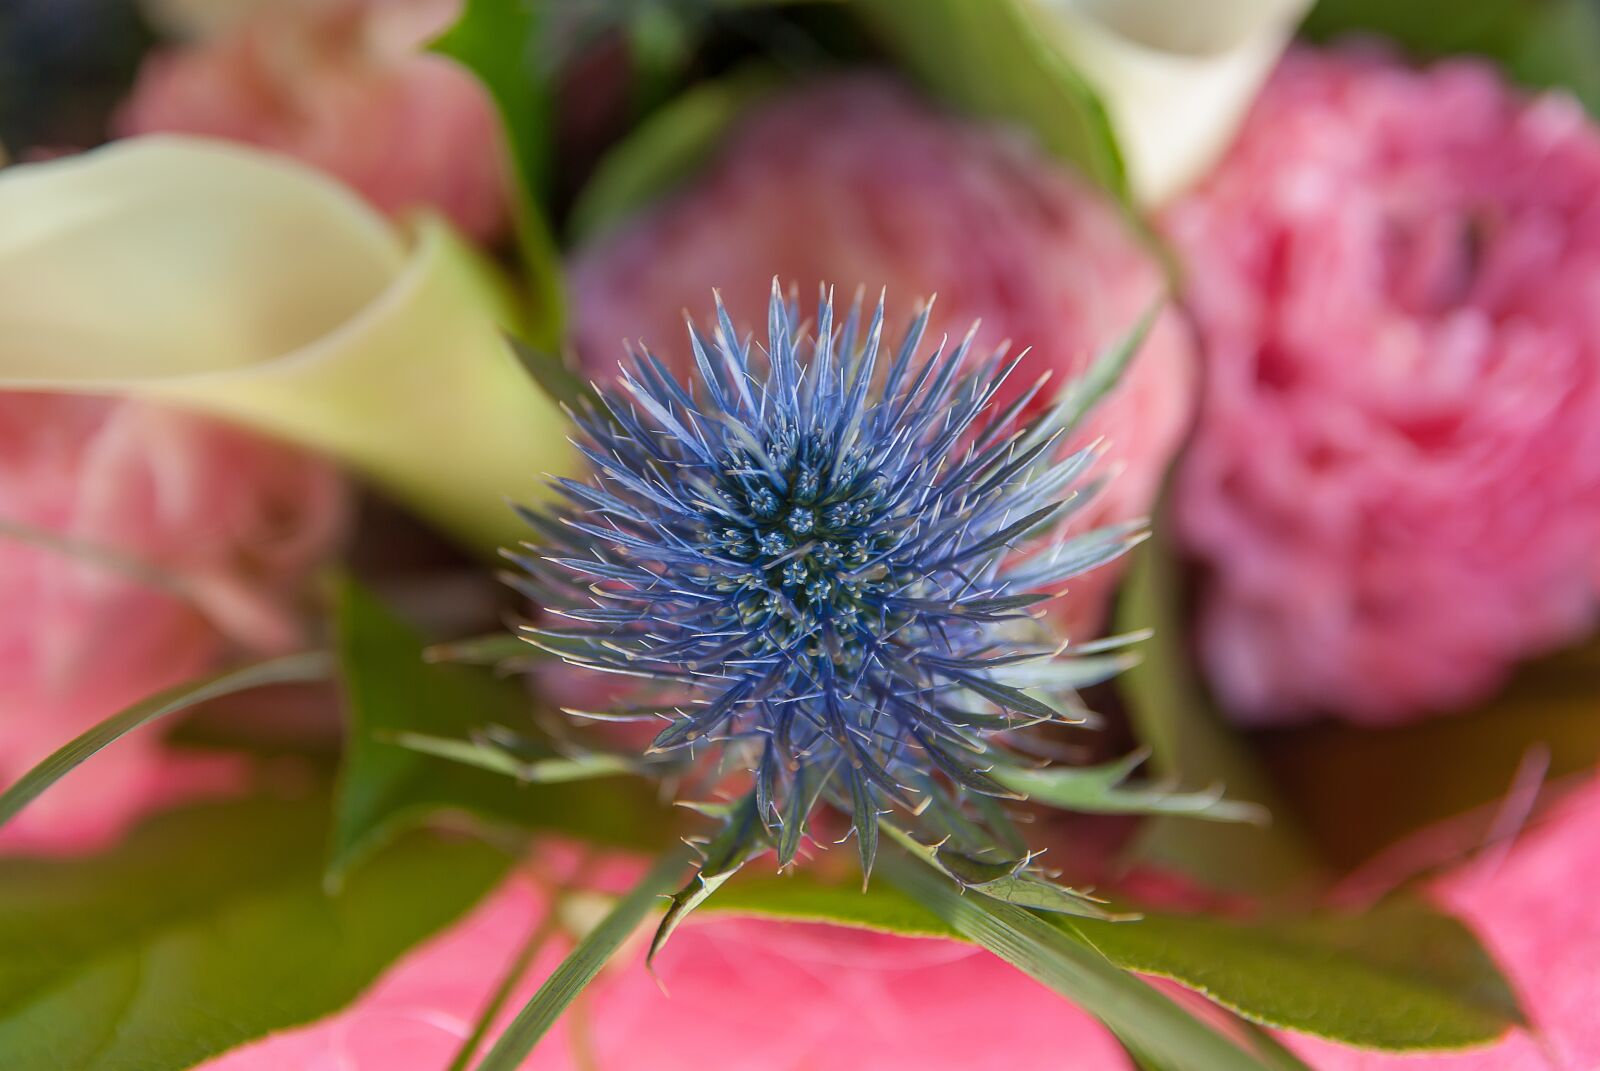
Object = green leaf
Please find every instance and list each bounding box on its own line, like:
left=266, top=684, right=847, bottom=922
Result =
left=569, top=66, right=782, bottom=243
left=431, top=0, right=547, bottom=198
left=1236, top=1022, right=1320, bottom=1071
left=1114, top=524, right=1329, bottom=897
left=879, top=850, right=1282, bottom=1071
left=701, top=853, right=1521, bottom=1053
left=391, top=732, right=636, bottom=783
left=474, top=847, right=691, bottom=1071
left=879, top=821, right=1119, bottom=920
left=446, top=853, right=594, bottom=1071
left=431, top=0, right=564, bottom=348
left=1303, top=0, right=1600, bottom=115
left=0, top=795, right=509, bottom=1071
left=1058, top=302, right=1158, bottom=433
left=851, top=0, right=1128, bottom=199
left=706, top=871, right=961, bottom=939
left=1121, top=1027, right=1317, bottom=1071
left=1507, top=0, right=1600, bottom=114
left=1067, top=899, right=1526, bottom=1050
left=0, top=651, right=333, bottom=831
left=424, top=631, right=534, bottom=667
left=995, top=749, right=1269, bottom=824
left=1304, top=0, right=1536, bottom=54
left=330, top=577, right=669, bottom=882
left=967, top=874, right=1127, bottom=919
left=650, top=790, right=768, bottom=964
left=504, top=333, right=599, bottom=414
left=1118, top=1039, right=1169, bottom=1071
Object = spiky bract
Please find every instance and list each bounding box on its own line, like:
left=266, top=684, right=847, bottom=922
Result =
left=511, top=284, right=1148, bottom=878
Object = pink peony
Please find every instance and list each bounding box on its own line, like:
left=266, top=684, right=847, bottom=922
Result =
left=0, top=394, right=346, bottom=849
left=204, top=871, right=1134, bottom=1070
left=1296, top=776, right=1600, bottom=1069
left=569, top=76, right=1195, bottom=640
left=1165, top=47, right=1600, bottom=725
left=117, top=0, right=512, bottom=242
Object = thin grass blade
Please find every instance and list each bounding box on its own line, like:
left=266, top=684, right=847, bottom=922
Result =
left=473, top=847, right=691, bottom=1071
left=0, top=651, right=334, bottom=829
left=878, top=850, right=1281, bottom=1071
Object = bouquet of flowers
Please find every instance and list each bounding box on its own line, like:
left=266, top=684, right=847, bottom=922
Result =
left=3, top=1, right=1599, bottom=1068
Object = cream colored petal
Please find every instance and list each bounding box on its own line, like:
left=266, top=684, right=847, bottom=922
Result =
left=0, top=135, right=575, bottom=554
left=1033, top=0, right=1312, bottom=204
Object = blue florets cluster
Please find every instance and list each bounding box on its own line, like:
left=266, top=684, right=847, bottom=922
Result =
left=512, top=284, right=1144, bottom=876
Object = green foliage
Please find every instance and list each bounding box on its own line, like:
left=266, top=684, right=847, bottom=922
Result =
left=650, top=791, right=768, bottom=964
left=329, top=577, right=669, bottom=881
left=708, top=871, right=961, bottom=938
left=882, top=822, right=1123, bottom=921
left=474, top=848, right=692, bottom=1071
left=423, top=631, right=533, bottom=666
left=995, top=749, right=1268, bottom=824
left=850, top=0, right=1128, bottom=199
left=0, top=796, right=508, bottom=1071
left=1067, top=900, right=1526, bottom=1050
left=569, top=66, right=782, bottom=242
left=431, top=0, right=564, bottom=347
left=1304, top=0, right=1600, bottom=114
left=1114, top=524, right=1329, bottom=896
left=431, top=0, right=549, bottom=199
left=392, top=733, right=636, bottom=782
left=504, top=333, right=600, bottom=414
left=0, top=651, right=333, bottom=831
left=704, top=856, right=1525, bottom=1052
left=879, top=850, right=1283, bottom=1071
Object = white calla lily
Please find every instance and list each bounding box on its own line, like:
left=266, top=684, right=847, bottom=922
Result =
left=0, top=136, right=574, bottom=554
left=1033, top=0, right=1311, bottom=203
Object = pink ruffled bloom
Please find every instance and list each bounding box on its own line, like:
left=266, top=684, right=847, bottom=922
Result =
left=0, top=395, right=346, bottom=849
left=569, top=76, right=1195, bottom=640
left=1297, top=776, right=1600, bottom=1069
left=117, top=0, right=511, bottom=242
left=203, top=874, right=1133, bottom=1070
left=1166, top=47, right=1600, bottom=725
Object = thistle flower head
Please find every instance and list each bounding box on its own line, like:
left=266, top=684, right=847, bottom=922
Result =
left=512, top=283, right=1150, bottom=882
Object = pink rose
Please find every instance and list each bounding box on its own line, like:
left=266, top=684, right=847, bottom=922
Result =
left=1165, top=46, right=1600, bottom=725
left=117, top=0, right=511, bottom=242
left=569, top=76, right=1195, bottom=640
left=0, top=394, right=346, bottom=849
left=1297, top=776, right=1600, bottom=1069
left=204, top=869, right=1133, bottom=1070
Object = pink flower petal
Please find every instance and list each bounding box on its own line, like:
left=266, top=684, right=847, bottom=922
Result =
left=1166, top=47, right=1600, bottom=724
left=118, top=0, right=512, bottom=242
left=1297, top=777, right=1600, bottom=1069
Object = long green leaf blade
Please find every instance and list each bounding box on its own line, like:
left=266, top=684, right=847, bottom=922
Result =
left=1115, top=519, right=1327, bottom=896
left=879, top=851, right=1280, bottom=1071
left=569, top=66, right=780, bottom=243
left=853, top=0, right=1128, bottom=199
left=0, top=795, right=508, bottom=1071
left=702, top=861, right=1520, bottom=1053
left=430, top=0, right=564, bottom=348
left=995, top=750, right=1268, bottom=824
left=0, top=650, right=333, bottom=830
left=474, top=847, right=691, bottom=1071
left=390, top=732, right=634, bottom=783
left=1068, top=900, right=1526, bottom=1049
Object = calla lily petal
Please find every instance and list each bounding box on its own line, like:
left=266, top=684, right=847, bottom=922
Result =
left=0, top=135, right=575, bottom=553
left=1036, top=0, right=1312, bottom=204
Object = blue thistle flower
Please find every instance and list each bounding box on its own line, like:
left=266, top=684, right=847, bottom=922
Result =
left=510, top=282, right=1153, bottom=905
